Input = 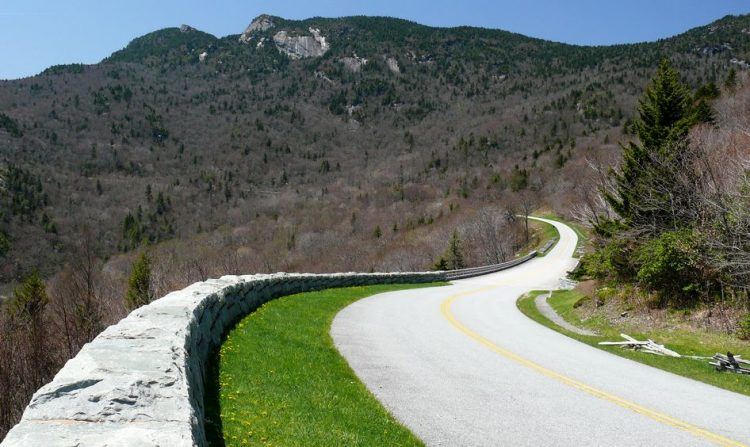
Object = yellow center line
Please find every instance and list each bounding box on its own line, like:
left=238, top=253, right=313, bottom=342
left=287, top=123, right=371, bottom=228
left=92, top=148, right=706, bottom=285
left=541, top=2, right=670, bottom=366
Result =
left=440, top=286, right=747, bottom=447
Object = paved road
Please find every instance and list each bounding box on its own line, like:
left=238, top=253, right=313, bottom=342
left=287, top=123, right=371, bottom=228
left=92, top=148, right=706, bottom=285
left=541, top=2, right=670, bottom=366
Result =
left=331, top=218, right=750, bottom=447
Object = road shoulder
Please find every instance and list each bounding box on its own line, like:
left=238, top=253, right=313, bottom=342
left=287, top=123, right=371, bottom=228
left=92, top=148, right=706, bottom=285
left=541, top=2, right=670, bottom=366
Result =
left=517, top=290, right=750, bottom=397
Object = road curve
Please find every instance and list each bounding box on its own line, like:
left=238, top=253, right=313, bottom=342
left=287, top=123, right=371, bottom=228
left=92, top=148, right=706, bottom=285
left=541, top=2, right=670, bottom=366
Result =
left=331, top=218, right=750, bottom=447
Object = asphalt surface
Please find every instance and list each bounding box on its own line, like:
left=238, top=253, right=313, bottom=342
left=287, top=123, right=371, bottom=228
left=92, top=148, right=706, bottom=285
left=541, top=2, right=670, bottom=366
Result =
left=331, top=218, right=750, bottom=447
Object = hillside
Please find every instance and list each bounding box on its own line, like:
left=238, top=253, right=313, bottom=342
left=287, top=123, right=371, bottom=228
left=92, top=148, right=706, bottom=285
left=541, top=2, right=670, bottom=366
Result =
left=2, top=12, right=750, bottom=440
left=0, top=14, right=747, bottom=289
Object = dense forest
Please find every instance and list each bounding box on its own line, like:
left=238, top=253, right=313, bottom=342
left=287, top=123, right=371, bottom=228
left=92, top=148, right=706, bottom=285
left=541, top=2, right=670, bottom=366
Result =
left=1, top=13, right=750, bottom=438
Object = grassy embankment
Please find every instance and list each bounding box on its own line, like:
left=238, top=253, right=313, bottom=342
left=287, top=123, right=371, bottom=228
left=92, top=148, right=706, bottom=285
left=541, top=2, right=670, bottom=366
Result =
left=536, top=213, right=588, bottom=253
left=518, top=289, right=750, bottom=397
left=205, top=283, right=445, bottom=447
left=526, top=217, right=560, bottom=257
left=519, top=214, right=750, bottom=396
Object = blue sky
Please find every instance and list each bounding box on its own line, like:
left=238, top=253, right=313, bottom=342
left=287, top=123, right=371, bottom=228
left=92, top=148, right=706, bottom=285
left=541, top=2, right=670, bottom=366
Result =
left=1, top=0, right=749, bottom=80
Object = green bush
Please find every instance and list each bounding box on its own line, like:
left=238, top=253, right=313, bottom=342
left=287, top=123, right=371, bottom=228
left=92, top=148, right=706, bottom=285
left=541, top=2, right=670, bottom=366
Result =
left=578, top=237, right=633, bottom=280
left=634, top=230, right=705, bottom=304
left=738, top=314, right=750, bottom=340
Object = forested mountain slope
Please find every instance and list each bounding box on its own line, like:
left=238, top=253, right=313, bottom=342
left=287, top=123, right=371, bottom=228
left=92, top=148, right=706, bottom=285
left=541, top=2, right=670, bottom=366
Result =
left=0, top=14, right=747, bottom=285
left=2, top=12, right=750, bottom=440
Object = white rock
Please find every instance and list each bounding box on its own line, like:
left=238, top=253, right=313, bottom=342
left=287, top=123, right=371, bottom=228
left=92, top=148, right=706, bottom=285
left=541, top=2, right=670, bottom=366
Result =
left=273, top=27, right=330, bottom=59
left=342, top=54, right=368, bottom=73
left=386, top=57, right=400, bottom=74
left=239, top=14, right=275, bottom=43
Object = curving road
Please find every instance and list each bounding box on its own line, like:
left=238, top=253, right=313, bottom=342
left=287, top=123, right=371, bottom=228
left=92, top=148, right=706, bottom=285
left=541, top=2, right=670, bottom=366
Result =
left=331, top=218, right=750, bottom=447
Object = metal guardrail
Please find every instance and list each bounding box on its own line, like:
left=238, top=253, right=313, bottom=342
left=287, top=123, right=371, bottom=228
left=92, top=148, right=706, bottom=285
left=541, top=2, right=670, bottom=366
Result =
left=538, top=238, right=558, bottom=255
left=443, top=251, right=538, bottom=280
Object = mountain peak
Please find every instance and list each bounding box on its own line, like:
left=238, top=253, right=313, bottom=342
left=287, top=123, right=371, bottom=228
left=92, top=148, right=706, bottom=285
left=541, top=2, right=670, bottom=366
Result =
left=239, top=14, right=277, bottom=43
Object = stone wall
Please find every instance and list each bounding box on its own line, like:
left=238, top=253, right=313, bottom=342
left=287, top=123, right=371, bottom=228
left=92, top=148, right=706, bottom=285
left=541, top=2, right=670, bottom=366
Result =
left=2, top=252, right=538, bottom=446
left=1, top=272, right=444, bottom=447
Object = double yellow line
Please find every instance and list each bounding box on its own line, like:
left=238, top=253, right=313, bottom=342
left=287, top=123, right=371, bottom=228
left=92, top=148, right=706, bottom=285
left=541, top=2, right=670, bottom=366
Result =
left=440, top=287, right=747, bottom=447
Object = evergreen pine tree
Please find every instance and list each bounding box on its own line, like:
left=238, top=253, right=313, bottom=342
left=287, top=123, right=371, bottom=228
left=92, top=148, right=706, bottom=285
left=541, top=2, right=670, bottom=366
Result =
left=445, top=230, right=465, bottom=269
left=11, top=271, right=52, bottom=381
left=125, top=252, right=152, bottom=310
left=692, top=98, right=715, bottom=124
left=10, top=271, right=48, bottom=323
left=433, top=256, right=448, bottom=271
left=601, top=59, right=697, bottom=233
left=695, top=82, right=720, bottom=101
left=632, top=59, right=693, bottom=151
left=724, top=68, right=738, bottom=90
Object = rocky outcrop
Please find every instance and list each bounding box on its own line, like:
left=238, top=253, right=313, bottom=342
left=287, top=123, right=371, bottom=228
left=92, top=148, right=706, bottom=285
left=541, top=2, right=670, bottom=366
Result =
left=341, top=54, right=368, bottom=72
left=239, top=14, right=276, bottom=43
left=1, top=272, right=444, bottom=447
left=238, top=16, right=330, bottom=60
left=386, top=57, right=400, bottom=74
left=179, top=24, right=196, bottom=33
left=273, top=28, right=330, bottom=59
left=315, top=71, right=334, bottom=84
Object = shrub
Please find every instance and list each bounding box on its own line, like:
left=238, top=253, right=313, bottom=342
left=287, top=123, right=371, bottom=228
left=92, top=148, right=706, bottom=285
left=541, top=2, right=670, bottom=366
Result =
left=634, top=229, right=705, bottom=304
left=738, top=314, right=750, bottom=340
left=578, top=237, right=633, bottom=280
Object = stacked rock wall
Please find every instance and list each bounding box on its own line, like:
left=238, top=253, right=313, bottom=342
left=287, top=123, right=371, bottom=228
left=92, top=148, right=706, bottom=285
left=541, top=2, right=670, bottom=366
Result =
left=2, top=251, right=540, bottom=446
left=1, top=272, right=444, bottom=446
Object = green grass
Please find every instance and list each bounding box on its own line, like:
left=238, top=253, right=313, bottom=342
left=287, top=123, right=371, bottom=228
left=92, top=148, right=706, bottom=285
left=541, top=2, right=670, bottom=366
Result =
left=517, top=290, right=750, bottom=397
left=205, top=283, right=446, bottom=447
left=536, top=214, right=589, bottom=252
left=527, top=218, right=560, bottom=257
